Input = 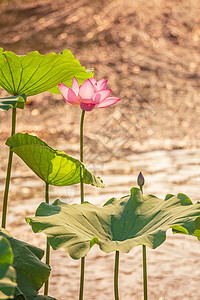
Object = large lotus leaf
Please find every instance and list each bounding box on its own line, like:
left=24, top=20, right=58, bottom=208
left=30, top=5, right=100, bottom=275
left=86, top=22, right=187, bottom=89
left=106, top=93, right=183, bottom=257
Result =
left=6, top=133, right=105, bottom=188
left=27, top=188, right=200, bottom=259
left=48, top=67, right=93, bottom=95
left=0, top=229, right=50, bottom=298
left=0, top=236, right=16, bottom=299
left=0, top=48, right=93, bottom=96
left=0, top=94, right=26, bottom=111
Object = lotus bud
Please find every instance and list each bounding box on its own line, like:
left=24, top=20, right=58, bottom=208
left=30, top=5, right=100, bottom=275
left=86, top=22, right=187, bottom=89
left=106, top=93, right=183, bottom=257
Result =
left=137, top=171, right=145, bottom=189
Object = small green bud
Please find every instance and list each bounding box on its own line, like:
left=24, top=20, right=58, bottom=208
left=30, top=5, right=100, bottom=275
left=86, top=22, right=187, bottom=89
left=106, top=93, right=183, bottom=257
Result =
left=137, top=171, right=145, bottom=188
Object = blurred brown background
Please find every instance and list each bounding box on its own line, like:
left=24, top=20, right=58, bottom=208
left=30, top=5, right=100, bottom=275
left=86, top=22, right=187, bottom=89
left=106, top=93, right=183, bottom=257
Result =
left=1, top=0, right=200, bottom=154
left=1, top=1, right=200, bottom=299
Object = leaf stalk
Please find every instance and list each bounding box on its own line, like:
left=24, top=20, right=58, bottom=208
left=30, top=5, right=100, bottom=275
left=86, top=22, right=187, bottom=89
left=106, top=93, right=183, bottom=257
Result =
left=2, top=107, right=16, bottom=228
left=143, top=245, right=148, bottom=300
left=114, top=250, right=120, bottom=300
left=44, top=183, right=50, bottom=296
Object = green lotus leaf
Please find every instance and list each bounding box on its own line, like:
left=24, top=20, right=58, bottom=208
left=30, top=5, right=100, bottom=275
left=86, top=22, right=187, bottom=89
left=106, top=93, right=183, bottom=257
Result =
left=14, top=286, right=56, bottom=299
left=189, top=216, right=200, bottom=241
left=14, top=287, right=26, bottom=299
left=0, top=229, right=50, bottom=298
left=27, top=188, right=200, bottom=259
left=27, top=296, right=56, bottom=300
left=0, top=236, right=16, bottom=299
left=14, top=291, right=56, bottom=300
left=0, top=48, right=93, bottom=96
left=0, top=94, right=26, bottom=111
left=6, top=133, right=105, bottom=188
left=14, top=289, right=57, bottom=299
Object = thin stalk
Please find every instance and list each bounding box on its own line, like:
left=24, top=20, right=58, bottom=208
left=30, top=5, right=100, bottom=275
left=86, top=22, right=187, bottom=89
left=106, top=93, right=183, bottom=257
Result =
left=80, top=110, right=85, bottom=204
left=2, top=107, right=16, bottom=228
left=79, top=257, right=85, bottom=300
left=140, top=185, right=148, bottom=300
left=79, top=109, right=85, bottom=300
left=44, top=183, right=50, bottom=296
left=114, top=251, right=119, bottom=300
left=143, top=245, right=148, bottom=300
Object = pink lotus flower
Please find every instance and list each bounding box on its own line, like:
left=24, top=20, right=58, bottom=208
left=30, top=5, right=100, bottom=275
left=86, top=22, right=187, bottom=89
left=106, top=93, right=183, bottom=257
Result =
left=58, top=77, right=121, bottom=111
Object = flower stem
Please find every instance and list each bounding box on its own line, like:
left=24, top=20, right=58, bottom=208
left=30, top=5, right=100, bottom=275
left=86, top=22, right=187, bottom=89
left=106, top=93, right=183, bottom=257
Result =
left=80, top=110, right=85, bottom=204
left=44, top=183, right=50, bottom=296
left=79, top=110, right=86, bottom=300
left=140, top=185, right=148, bottom=300
left=114, top=251, right=120, bottom=300
left=2, top=108, right=16, bottom=228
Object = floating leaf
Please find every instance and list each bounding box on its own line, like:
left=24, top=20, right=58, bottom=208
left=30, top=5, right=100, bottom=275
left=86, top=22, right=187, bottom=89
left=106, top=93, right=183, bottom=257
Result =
left=0, top=236, right=16, bottom=299
left=27, top=188, right=200, bottom=259
left=0, top=229, right=50, bottom=298
left=6, top=133, right=104, bottom=188
left=0, top=94, right=26, bottom=111
left=0, top=48, right=93, bottom=96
